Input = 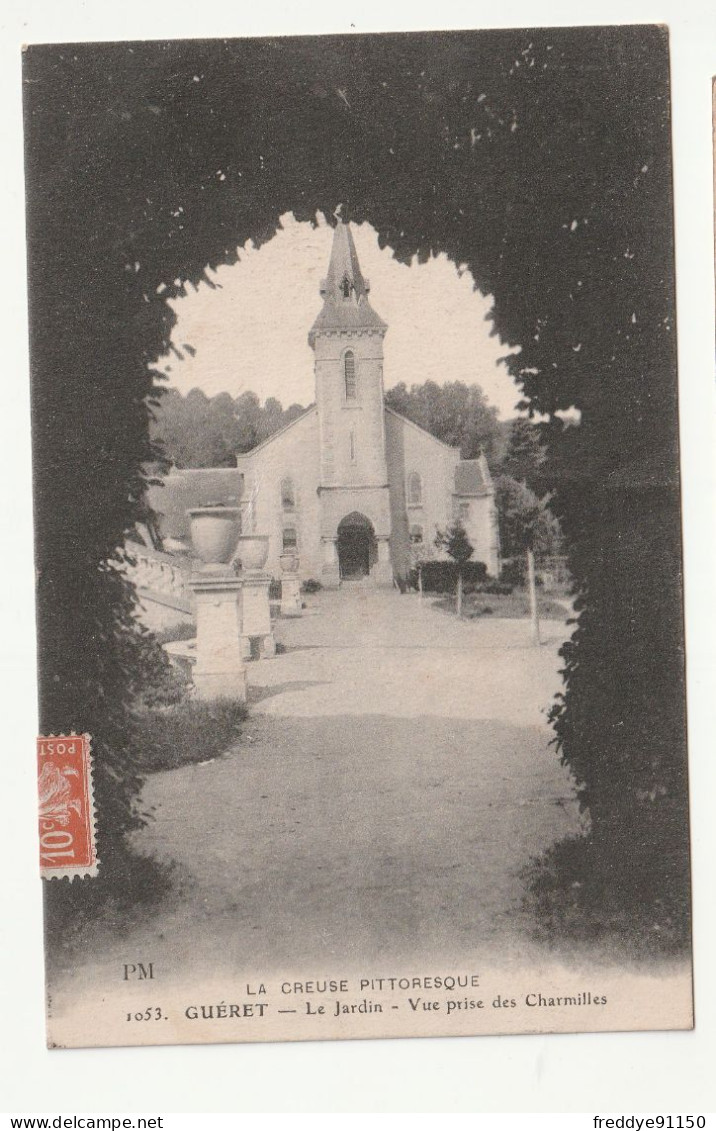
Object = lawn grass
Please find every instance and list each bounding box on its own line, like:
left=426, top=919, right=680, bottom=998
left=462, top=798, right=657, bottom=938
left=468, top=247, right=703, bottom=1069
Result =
left=433, top=589, right=569, bottom=620
left=132, top=697, right=249, bottom=774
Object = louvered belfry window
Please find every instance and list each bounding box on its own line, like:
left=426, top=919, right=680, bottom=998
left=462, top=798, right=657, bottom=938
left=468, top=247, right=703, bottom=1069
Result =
left=344, top=351, right=357, bottom=400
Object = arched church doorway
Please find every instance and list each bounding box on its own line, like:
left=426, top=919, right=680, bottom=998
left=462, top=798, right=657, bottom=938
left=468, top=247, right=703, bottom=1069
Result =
left=337, top=512, right=377, bottom=580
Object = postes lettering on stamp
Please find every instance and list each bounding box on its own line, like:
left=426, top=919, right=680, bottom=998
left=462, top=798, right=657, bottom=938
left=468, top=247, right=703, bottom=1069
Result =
left=37, top=734, right=98, bottom=879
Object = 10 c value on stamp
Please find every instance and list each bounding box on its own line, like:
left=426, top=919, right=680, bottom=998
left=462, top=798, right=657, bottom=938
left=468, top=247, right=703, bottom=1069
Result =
left=37, top=734, right=98, bottom=879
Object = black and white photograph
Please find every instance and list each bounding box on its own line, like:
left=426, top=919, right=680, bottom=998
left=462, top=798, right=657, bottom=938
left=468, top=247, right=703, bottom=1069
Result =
left=22, top=25, right=693, bottom=1050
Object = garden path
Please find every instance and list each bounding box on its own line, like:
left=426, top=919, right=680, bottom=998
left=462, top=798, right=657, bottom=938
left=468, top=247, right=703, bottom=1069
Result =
left=53, top=589, right=581, bottom=997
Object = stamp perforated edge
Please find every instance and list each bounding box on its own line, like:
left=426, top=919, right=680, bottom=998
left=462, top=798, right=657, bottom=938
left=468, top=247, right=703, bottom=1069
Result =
left=38, top=732, right=99, bottom=880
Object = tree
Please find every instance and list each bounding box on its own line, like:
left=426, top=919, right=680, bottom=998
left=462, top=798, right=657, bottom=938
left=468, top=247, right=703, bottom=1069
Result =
left=497, top=417, right=547, bottom=492
left=233, top=390, right=262, bottom=453
left=151, top=388, right=308, bottom=467
left=494, top=476, right=562, bottom=562
left=150, top=387, right=238, bottom=467
left=385, top=380, right=505, bottom=464
left=434, top=521, right=474, bottom=617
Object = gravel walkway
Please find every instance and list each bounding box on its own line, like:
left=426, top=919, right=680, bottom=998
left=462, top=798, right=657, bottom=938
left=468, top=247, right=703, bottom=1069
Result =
left=129, top=589, right=580, bottom=972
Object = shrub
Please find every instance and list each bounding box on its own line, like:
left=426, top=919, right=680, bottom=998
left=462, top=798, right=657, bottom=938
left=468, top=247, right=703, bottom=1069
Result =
left=523, top=833, right=690, bottom=958
left=410, top=560, right=487, bottom=594
left=499, top=558, right=525, bottom=587
left=153, top=620, right=196, bottom=645
left=132, top=631, right=192, bottom=709
left=301, top=578, right=323, bottom=594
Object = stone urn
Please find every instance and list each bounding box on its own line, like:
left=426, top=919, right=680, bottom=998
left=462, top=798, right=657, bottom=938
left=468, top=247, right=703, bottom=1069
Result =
left=235, top=534, right=270, bottom=571
left=188, top=506, right=241, bottom=566
left=279, top=551, right=299, bottom=574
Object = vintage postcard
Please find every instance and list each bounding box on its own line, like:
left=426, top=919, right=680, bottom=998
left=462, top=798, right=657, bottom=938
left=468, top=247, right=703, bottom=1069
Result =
left=23, top=26, right=692, bottom=1049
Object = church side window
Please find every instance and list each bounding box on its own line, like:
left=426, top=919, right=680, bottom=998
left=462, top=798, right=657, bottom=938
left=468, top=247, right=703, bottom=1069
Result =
left=280, top=477, right=295, bottom=511
left=350, top=430, right=356, bottom=463
left=410, top=524, right=424, bottom=545
left=344, top=351, right=357, bottom=400
left=282, top=527, right=298, bottom=551
left=407, top=471, right=422, bottom=506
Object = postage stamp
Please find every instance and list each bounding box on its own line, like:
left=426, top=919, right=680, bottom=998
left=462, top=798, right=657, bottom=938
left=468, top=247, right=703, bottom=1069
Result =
left=37, top=734, right=98, bottom=879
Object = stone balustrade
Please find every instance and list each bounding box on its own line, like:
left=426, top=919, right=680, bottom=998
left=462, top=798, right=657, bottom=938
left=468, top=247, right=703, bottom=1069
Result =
left=117, top=542, right=193, bottom=629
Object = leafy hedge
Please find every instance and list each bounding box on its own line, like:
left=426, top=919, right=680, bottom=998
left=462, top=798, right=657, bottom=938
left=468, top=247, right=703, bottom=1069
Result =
left=409, top=560, right=488, bottom=593
left=133, top=699, right=248, bottom=775
left=25, top=29, right=688, bottom=947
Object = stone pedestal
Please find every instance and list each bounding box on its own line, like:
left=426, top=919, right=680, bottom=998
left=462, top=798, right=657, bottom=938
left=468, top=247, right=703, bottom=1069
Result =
left=240, top=570, right=276, bottom=658
left=321, top=537, right=340, bottom=589
left=280, top=573, right=302, bottom=617
left=372, top=536, right=394, bottom=588
left=188, top=571, right=247, bottom=701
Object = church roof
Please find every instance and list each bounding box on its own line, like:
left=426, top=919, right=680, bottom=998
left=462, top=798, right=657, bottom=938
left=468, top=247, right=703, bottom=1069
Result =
left=454, top=457, right=493, bottom=495
left=384, top=405, right=461, bottom=452
left=234, top=405, right=317, bottom=459
left=308, top=221, right=387, bottom=344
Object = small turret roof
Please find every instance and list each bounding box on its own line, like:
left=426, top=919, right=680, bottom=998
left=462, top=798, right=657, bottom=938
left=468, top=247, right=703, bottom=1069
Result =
left=454, top=455, right=493, bottom=495
left=308, top=221, right=387, bottom=344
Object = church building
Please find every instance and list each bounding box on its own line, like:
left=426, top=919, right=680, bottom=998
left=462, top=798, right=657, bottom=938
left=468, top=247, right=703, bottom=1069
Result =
left=233, top=221, right=499, bottom=585
left=143, top=221, right=500, bottom=591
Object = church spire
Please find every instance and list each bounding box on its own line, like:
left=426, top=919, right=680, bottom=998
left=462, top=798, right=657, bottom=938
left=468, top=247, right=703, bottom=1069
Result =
left=308, top=221, right=387, bottom=346
left=324, top=220, right=370, bottom=302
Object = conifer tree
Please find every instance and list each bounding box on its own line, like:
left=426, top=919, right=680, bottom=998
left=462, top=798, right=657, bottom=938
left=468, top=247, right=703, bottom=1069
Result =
left=435, top=521, right=474, bottom=617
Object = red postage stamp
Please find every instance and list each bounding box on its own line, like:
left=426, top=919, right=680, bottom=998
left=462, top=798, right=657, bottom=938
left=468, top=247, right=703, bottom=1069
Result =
left=37, top=734, right=98, bottom=879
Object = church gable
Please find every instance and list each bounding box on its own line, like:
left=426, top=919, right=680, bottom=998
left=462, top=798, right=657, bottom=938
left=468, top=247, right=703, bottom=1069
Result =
left=383, top=405, right=457, bottom=448
left=235, top=405, right=318, bottom=462
left=384, top=408, right=498, bottom=575
left=237, top=406, right=322, bottom=578
left=385, top=407, right=461, bottom=572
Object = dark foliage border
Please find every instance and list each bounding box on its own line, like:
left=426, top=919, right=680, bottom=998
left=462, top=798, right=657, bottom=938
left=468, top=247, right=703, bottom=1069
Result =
left=23, top=28, right=689, bottom=942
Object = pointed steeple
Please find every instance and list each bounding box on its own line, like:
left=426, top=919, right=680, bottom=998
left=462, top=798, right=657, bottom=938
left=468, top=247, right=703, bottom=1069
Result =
left=308, top=221, right=387, bottom=346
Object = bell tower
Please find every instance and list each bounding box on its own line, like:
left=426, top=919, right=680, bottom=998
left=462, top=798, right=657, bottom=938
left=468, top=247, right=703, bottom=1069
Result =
left=308, top=221, right=393, bottom=586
